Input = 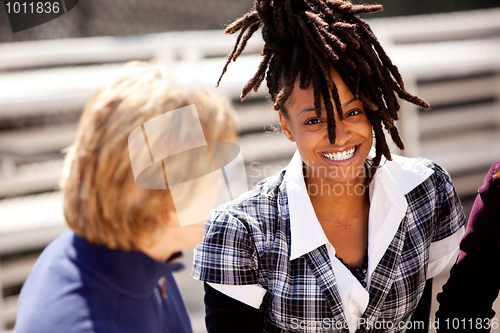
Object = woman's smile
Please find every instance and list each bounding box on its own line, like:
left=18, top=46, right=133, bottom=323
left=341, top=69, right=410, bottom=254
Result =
left=323, top=146, right=355, bottom=161
left=320, top=145, right=360, bottom=165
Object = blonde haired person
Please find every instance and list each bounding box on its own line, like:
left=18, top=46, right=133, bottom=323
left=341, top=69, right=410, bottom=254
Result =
left=15, top=62, right=237, bottom=333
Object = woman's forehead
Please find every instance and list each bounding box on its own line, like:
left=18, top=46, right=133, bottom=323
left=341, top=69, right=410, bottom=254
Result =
left=286, top=72, right=356, bottom=112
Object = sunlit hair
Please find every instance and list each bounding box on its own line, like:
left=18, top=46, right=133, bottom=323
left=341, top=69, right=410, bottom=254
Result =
left=62, top=61, right=237, bottom=251
left=217, top=0, right=430, bottom=183
left=494, top=169, right=500, bottom=180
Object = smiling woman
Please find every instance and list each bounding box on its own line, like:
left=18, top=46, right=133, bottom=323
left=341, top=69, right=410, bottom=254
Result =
left=278, top=67, right=374, bottom=270
left=192, top=1, right=466, bottom=333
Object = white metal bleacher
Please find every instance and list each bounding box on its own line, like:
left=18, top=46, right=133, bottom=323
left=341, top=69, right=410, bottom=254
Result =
left=1, top=7, right=500, bottom=329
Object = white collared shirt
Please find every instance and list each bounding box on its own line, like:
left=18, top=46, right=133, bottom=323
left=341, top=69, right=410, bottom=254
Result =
left=208, top=150, right=464, bottom=332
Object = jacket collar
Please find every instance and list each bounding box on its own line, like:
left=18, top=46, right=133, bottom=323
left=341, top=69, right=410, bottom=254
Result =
left=66, top=232, right=184, bottom=297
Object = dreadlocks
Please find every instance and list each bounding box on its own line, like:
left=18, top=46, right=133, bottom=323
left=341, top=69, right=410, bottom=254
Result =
left=217, top=0, right=430, bottom=183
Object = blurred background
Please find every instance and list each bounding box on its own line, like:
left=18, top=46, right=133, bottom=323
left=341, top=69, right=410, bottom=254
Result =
left=1, top=0, right=500, bottom=332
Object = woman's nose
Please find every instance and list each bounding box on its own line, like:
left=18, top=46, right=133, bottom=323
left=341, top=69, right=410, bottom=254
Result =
left=325, top=120, right=351, bottom=145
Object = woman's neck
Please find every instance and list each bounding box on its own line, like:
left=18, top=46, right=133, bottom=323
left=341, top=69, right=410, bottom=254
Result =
left=304, top=169, right=369, bottom=209
left=305, top=175, right=370, bottom=266
left=307, top=180, right=369, bottom=224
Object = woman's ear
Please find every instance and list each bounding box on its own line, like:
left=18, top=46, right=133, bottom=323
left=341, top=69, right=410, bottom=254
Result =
left=279, top=112, right=295, bottom=142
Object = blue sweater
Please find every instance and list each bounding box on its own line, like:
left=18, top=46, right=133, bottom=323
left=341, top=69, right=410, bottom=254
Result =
left=15, top=231, right=193, bottom=333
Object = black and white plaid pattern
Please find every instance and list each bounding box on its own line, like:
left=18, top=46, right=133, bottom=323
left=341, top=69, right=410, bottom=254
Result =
left=192, top=161, right=465, bottom=333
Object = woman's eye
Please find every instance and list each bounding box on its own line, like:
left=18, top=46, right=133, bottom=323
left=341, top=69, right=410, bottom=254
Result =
left=345, top=109, right=362, bottom=117
left=305, top=118, right=322, bottom=125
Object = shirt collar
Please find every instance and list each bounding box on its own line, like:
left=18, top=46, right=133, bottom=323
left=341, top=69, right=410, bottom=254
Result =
left=366, top=149, right=434, bottom=286
left=286, top=150, right=329, bottom=260
left=286, top=149, right=434, bottom=261
left=371, top=148, right=435, bottom=197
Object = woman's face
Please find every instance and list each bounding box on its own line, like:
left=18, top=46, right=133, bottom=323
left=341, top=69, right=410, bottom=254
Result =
left=279, top=68, right=373, bottom=185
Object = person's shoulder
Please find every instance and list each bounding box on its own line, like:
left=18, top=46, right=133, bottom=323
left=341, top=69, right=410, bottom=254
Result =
left=490, top=160, right=500, bottom=171
left=478, top=161, right=500, bottom=195
left=377, top=154, right=445, bottom=195
left=213, top=170, right=286, bottom=217
left=15, top=232, right=94, bottom=332
left=19, top=231, right=84, bottom=292
left=26, top=231, right=75, bottom=274
left=390, top=154, right=440, bottom=171
left=389, top=154, right=451, bottom=184
left=488, top=161, right=500, bottom=180
left=19, top=231, right=110, bottom=307
left=205, top=170, right=287, bottom=240
left=42, top=229, right=74, bottom=249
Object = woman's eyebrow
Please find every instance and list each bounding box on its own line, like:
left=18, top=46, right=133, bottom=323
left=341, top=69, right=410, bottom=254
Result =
left=299, top=96, right=359, bottom=115
left=299, top=107, right=317, bottom=115
left=342, top=96, right=358, bottom=108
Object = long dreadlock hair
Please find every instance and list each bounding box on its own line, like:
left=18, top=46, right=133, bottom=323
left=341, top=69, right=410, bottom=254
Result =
left=217, top=0, right=430, bottom=183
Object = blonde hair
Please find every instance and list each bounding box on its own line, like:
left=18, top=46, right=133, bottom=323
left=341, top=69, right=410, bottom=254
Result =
left=62, top=62, right=237, bottom=251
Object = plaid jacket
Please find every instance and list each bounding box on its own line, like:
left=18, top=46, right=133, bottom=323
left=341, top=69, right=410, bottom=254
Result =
left=192, top=156, right=465, bottom=333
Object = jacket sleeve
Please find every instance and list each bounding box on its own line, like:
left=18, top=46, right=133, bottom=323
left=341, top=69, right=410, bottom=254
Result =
left=192, top=209, right=261, bottom=286
left=436, top=162, right=500, bottom=332
left=426, top=163, right=466, bottom=279
left=204, top=283, right=264, bottom=333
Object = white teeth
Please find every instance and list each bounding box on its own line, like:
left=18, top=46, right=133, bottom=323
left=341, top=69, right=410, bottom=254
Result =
left=323, top=147, right=356, bottom=161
